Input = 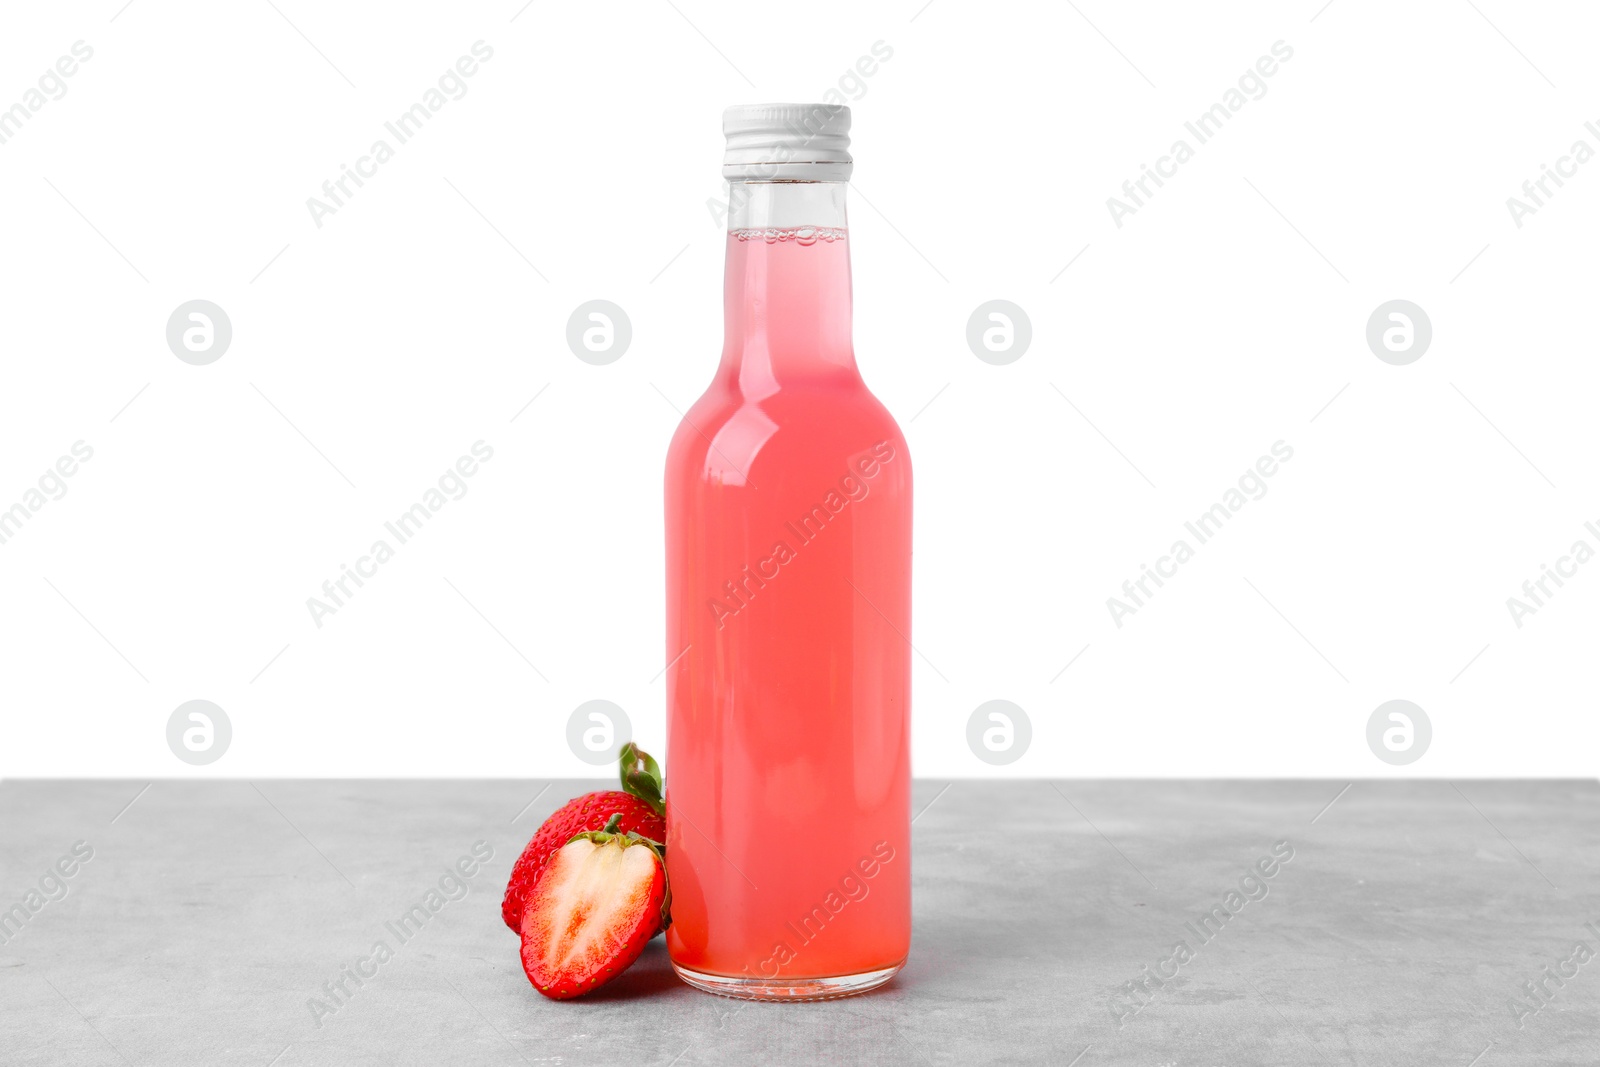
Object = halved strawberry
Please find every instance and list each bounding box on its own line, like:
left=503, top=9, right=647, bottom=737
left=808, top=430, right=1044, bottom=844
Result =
left=519, top=816, right=668, bottom=999
left=501, top=743, right=666, bottom=933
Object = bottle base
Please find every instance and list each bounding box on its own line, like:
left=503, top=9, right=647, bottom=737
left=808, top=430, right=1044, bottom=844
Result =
left=671, top=960, right=905, bottom=1002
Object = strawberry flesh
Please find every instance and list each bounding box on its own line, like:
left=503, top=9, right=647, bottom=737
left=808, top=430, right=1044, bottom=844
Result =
left=520, top=833, right=665, bottom=999
left=502, top=791, right=665, bottom=933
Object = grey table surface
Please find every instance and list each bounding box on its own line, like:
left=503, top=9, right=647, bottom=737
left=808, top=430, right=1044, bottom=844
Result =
left=1, top=780, right=1596, bottom=1067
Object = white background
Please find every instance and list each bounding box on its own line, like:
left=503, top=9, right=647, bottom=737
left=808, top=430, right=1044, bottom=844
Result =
left=1, top=0, right=1596, bottom=778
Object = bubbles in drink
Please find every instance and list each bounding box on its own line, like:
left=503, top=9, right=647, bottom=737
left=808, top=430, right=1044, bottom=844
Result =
left=731, top=226, right=846, bottom=244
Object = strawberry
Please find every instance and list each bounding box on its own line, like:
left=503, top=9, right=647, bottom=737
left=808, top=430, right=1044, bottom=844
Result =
left=501, top=743, right=667, bottom=933
left=519, top=816, right=669, bottom=999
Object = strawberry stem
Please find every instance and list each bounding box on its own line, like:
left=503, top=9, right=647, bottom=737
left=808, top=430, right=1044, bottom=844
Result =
left=619, top=742, right=665, bottom=816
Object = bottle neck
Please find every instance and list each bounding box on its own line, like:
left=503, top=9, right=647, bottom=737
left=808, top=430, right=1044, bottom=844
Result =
left=721, top=182, right=856, bottom=394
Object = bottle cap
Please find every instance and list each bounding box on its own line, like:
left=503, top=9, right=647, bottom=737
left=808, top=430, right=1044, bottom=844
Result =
left=722, top=103, right=852, bottom=182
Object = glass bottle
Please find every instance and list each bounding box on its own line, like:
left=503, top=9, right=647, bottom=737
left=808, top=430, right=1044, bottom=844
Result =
left=663, top=104, right=912, bottom=1000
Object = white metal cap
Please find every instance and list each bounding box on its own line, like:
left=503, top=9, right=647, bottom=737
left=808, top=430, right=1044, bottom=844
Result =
left=722, top=103, right=852, bottom=182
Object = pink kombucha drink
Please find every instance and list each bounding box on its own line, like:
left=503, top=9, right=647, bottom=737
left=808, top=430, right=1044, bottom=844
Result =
left=664, top=104, right=911, bottom=1000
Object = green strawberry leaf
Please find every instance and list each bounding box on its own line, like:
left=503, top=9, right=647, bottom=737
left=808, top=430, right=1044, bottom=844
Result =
left=619, top=742, right=665, bottom=816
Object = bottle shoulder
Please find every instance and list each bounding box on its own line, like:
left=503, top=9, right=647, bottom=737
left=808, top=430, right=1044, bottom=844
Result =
left=665, top=380, right=909, bottom=492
